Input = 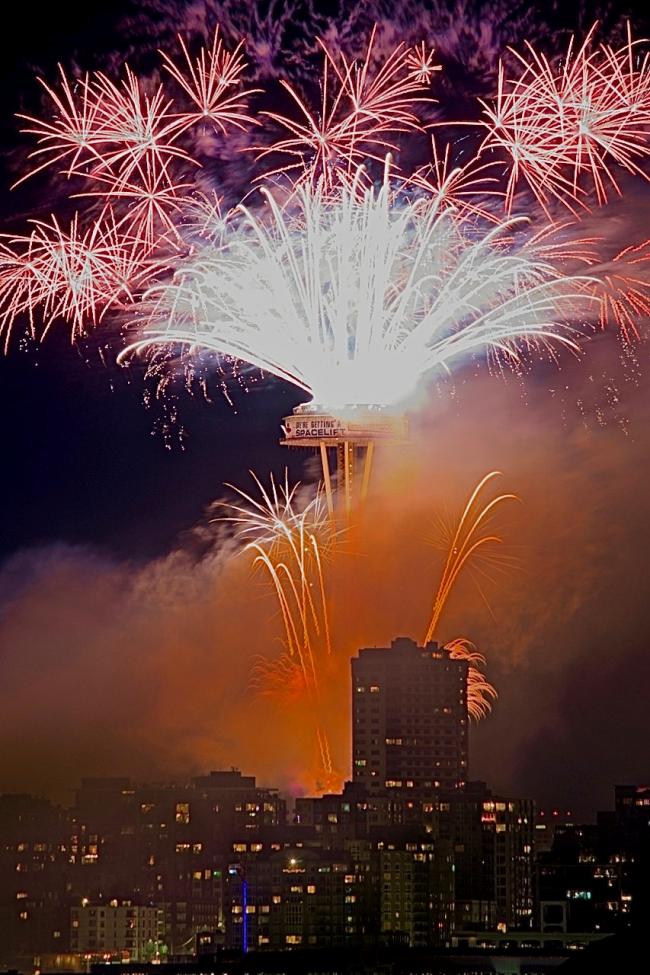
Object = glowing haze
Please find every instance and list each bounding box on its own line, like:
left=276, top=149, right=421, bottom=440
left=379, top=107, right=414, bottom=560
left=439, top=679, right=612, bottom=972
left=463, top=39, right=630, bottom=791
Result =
left=0, top=4, right=649, bottom=800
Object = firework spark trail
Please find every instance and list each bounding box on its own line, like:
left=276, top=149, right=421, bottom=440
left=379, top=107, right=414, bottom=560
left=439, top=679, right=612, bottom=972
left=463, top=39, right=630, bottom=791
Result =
left=2, top=21, right=650, bottom=356
left=221, top=473, right=336, bottom=781
left=0, top=211, right=154, bottom=350
left=424, top=470, right=517, bottom=642
left=15, top=32, right=259, bottom=191
left=15, top=67, right=190, bottom=190
left=424, top=471, right=517, bottom=720
left=125, top=168, right=598, bottom=409
left=590, top=238, right=650, bottom=340
left=445, top=638, right=498, bottom=721
left=409, top=135, right=504, bottom=223
left=479, top=23, right=650, bottom=213
left=255, top=27, right=437, bottom=193
left=159, top=28, right=261, bottom=136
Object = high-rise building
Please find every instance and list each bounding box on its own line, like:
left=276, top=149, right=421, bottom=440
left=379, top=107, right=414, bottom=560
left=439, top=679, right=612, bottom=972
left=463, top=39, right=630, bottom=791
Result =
left=351, top=637, right=469, bottom=794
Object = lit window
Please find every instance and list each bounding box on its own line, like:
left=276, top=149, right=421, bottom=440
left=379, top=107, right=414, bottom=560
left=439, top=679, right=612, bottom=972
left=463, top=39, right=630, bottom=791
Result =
left=370, top=685, right=380, bottom=693
left=307, top=885, right=316, bottom=894
left=175, top=803, right=190, bottom=825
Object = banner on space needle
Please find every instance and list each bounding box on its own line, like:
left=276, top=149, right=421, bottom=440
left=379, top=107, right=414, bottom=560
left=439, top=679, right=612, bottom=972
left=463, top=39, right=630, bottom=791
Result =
left=281, top=410, right=408, bottom=445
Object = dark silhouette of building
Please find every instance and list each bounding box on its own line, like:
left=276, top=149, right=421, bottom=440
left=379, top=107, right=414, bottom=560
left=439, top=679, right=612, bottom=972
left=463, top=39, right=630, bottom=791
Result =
left=351, top=638, right=469, bottom=794
left=15, top=647, right=650, bottom=967
left=537, top=784, right=650, bottom=936
left=0, top=794, right=69, bottom=972
left=445, top=782, right=535, bottom=932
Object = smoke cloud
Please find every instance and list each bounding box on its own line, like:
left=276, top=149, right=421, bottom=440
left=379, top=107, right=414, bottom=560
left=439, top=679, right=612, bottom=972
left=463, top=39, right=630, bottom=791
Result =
left=1, top=330, right=648, bottom=817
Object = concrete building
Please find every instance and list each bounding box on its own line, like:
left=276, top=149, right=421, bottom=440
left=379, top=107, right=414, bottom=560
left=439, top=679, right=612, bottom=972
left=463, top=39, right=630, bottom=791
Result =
left=351, top=638, right=469, bottom=794
left=70, top=901, right=161, bottom=961
left=224, top=846, right=365, bottom=951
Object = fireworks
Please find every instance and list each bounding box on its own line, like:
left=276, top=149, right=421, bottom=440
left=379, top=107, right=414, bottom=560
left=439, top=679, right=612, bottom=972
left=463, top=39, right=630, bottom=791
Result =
left=0, top=211, right=150, bottom=349
left=16, top=66, right=187, bottom=190
left=446, top=638, right=498, bottom=721
left=2, top=13, right=650, bottom=790
left=126, top=170, right=594, bottom=410
left=591, top=238, right=650, bottom=340
left=222, top=466, right=512, bottom=791
left=0, top=20, right=648, bottom=359
left=410, top=136, right=504, bottom=223
left=222, top=473, right=336, bottom=785
left=159, top=28, right=259, bottom=136
left=479, top=23, right=650, bottom=212
left=256, top=27, right=436, bottom=193
left=424, top=471, right=518, bottom=720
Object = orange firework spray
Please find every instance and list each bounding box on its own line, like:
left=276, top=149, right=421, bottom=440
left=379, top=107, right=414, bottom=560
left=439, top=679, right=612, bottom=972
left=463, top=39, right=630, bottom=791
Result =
left=221, top=473, right=338, bottom=788
left=424, top=471, right=517, bottom=719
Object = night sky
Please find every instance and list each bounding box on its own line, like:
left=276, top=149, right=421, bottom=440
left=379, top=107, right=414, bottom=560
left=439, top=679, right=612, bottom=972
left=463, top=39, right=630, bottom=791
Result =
left=1, top=0, right=649, bottom=817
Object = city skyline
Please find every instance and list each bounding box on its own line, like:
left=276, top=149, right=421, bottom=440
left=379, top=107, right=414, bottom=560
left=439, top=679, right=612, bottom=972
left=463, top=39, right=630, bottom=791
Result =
left=0, top=0, right=649, bottom=825
left=0, top=638, right=645, bottom=970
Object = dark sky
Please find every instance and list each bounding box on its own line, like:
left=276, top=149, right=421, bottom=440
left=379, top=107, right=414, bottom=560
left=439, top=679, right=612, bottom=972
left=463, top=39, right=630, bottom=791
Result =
left=0, top=0, right=649, bottom=817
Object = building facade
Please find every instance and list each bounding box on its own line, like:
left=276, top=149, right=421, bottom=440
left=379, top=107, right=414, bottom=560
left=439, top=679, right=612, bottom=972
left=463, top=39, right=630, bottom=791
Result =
left=70, top=902, right=161, bottom=961
left=352, top=638, right=469, bottom=794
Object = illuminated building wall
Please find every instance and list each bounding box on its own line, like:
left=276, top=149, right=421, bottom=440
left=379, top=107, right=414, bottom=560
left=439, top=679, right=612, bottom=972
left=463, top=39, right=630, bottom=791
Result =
left=224, top=846, right=366, bottom=950
left=352, top=638, right=469, bottom=793
left=483, top=796, right=535, bottom=930
left=70, top=902, right=161, bottom=960
left=376, top=835, right=455, bottom=947
left=0, top=794, right=70, bottom=971
left=223, top=831, right=454, bottom=950
left=64, top=773, right=284, bottom=954
left=440, top=782, right=535, bottom=932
